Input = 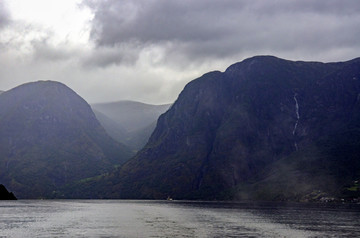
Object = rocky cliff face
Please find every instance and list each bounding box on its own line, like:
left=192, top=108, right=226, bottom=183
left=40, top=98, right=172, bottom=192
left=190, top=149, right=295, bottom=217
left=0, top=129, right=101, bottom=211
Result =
left=104, top=56, right=360, bottom=200
left=0, top=81, right=133, bottom=198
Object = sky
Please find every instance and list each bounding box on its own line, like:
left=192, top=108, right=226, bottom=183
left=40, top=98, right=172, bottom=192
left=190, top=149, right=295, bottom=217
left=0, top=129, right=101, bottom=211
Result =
left=0, top=0, right=359, bottom=104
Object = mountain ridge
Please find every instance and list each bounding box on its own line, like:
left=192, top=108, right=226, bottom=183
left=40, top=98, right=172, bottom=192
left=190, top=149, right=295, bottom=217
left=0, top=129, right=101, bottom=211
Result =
left=80, top=55, right=360, bottom=201
left=0, top=80, right=134, bottom=198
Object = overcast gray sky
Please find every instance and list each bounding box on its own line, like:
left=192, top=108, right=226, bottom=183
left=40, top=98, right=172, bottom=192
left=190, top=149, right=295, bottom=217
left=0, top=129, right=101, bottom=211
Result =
left=0, top=0, right=359, bottom=104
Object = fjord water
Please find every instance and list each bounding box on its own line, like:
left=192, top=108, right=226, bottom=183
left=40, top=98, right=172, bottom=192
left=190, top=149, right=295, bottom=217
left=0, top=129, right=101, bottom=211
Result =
left=1, top=200, right=359, bottom=237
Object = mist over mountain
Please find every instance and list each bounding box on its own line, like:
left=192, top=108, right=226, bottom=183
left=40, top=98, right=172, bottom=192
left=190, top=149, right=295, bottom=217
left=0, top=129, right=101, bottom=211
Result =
left=80, top=56, right=360, bottom=201
left=0, top=81, right=134, bottom=198
left=92, top=101, right=171, bottom=150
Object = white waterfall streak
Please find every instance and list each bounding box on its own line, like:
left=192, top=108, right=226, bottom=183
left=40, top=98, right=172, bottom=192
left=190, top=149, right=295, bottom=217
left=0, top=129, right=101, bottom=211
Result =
left=292, top=94, right=300, bottom=151
left=292, top=94, right=300, bottom=135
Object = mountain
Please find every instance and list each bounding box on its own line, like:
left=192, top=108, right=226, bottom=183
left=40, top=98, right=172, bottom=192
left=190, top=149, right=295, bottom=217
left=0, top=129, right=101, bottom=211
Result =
left=92, top=101, right=171, bottom=150
left=0, top=81, right=134, bottom=198
left=0, top=184, right=16, bottom=200
left=83, top=56, right=360, bottom=201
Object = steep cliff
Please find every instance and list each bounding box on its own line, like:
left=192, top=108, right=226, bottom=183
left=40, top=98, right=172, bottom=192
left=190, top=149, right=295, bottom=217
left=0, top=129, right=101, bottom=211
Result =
left=67, top=56, right=360, bottom=201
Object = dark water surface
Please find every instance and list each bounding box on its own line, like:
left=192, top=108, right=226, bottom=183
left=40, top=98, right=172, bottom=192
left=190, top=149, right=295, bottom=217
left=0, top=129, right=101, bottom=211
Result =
left=0, top=200, right=359, bottom=237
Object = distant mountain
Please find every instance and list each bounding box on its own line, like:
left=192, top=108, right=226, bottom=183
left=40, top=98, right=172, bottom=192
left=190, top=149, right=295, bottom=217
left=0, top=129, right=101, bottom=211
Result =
left=81, top=56, right=360, bottom=201
left=92, top=101, right=171, bottom=150
left=0, top=184, right=16, bottom=200
left=0, top=81, right=134, bottom=198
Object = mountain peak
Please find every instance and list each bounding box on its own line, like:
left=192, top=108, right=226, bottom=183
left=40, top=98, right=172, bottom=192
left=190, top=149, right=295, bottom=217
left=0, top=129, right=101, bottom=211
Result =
left=4, top=80, right=80, bottom=100
left=226, top=55, right=281, bottom=70
left=0, top=80, right=133, bottom=198
left=6, top=80, right=71, bottom=92
left=97, top=56, right=360, bottom=201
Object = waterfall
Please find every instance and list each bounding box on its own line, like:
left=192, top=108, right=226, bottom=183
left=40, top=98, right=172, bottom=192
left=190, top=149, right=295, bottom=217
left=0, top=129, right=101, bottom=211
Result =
left=292, top=94, right=300, bottom=150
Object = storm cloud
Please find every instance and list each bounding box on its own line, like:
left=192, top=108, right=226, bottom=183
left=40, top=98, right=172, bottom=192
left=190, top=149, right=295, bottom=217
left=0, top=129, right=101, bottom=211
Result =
left=84, top=0, right=360, bottom=67
left=0, top=0, right=359, bottom=104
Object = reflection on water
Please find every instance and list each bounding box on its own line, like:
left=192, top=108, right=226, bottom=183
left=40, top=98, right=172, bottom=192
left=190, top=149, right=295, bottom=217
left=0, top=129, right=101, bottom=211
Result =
left=0, top=200, right=359, bottom=237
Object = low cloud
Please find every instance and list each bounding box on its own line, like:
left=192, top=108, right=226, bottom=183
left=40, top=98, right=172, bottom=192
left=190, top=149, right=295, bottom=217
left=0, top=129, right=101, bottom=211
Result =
left=81, top=44, right=141, bottom=68
left=31, top=39, right=79, bottom=62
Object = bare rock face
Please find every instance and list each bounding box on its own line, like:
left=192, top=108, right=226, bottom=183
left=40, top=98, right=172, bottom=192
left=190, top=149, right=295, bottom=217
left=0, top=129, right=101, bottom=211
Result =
left=0, top=81, right=133, bottom=198
left=99, top=56, right=360, bottom=201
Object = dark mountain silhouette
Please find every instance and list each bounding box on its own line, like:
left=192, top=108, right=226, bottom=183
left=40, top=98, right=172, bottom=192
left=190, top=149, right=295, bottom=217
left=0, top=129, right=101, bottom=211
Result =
left=0, top=184, right=16, bottom=200
left=92, top=101, right=171, bottom=150
left=78, top=56, right=360, bottom=201
left=0, top=81, right=134, bottom=198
